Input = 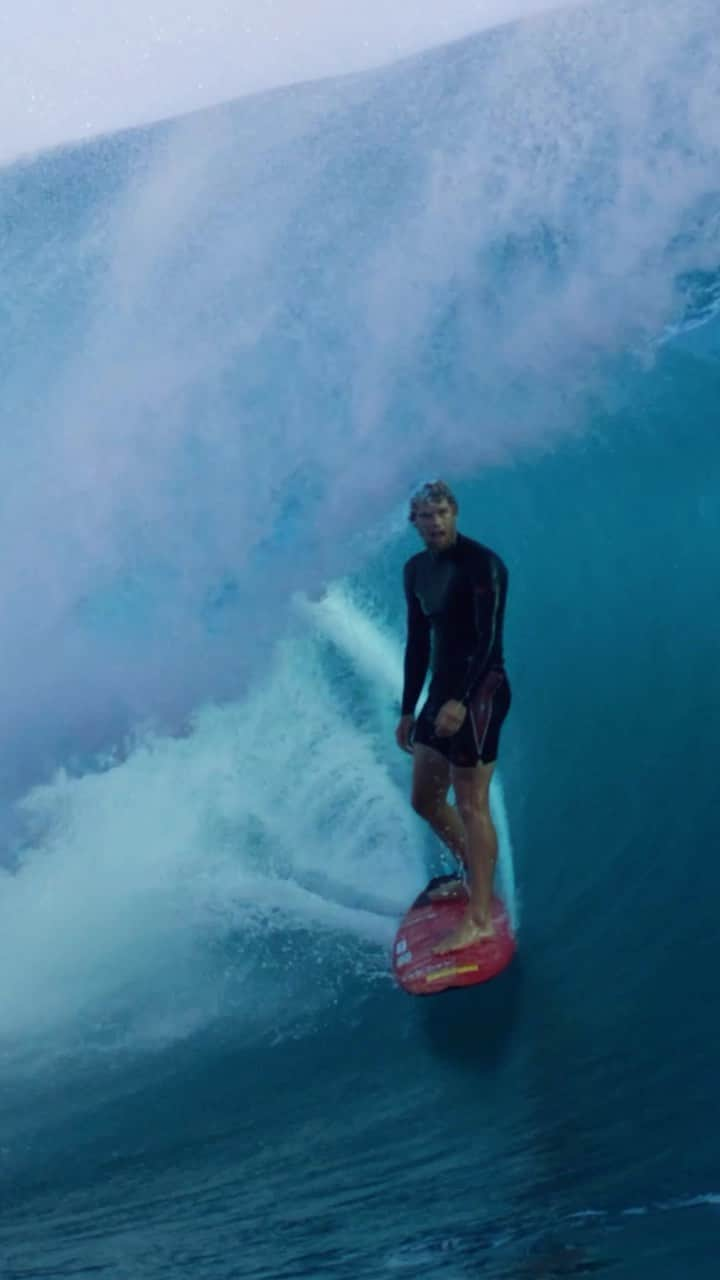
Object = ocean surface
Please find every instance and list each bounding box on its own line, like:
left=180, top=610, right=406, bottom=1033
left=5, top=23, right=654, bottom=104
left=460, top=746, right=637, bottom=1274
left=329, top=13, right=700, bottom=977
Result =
left=2, top=0, right=720, bottom=1276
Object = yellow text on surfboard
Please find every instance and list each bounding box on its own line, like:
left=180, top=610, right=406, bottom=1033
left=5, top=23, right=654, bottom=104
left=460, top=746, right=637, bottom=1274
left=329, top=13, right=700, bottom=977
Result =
left=425, top=964, right=479, bottom=984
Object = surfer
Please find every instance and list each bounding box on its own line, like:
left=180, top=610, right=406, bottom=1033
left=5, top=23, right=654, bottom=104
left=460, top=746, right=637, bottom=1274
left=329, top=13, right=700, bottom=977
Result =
left=395, top=481, right=511, bottom=952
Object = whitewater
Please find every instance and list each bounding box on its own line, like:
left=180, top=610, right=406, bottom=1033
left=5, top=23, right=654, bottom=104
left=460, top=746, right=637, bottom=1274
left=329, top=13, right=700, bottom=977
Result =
left=1, top=0, right=719, bottom=1275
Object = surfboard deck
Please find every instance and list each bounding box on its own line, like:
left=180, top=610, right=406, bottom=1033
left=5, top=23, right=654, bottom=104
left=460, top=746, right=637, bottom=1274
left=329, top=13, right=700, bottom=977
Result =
left=392, top=875, right=516, bottom=995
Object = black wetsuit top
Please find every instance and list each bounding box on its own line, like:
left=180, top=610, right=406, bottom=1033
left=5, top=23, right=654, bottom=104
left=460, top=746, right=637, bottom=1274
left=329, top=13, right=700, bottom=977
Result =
left=401, top=533, right=508, bottom=716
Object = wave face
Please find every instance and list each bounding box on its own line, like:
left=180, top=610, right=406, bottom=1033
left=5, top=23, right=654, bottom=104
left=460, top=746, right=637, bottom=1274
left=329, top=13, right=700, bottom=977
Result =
left=1, top=2, right=720, bottom=1276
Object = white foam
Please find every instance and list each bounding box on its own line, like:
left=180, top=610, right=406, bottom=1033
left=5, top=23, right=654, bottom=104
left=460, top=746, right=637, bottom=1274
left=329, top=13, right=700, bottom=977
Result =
left=0, top=604, right=422, bottom=1049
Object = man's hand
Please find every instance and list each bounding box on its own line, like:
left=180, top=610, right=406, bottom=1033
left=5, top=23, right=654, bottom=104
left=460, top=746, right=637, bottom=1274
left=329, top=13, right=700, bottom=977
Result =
left=434, top=699, right=466, bottom=737
left=395, top=714, right=415, bottom=754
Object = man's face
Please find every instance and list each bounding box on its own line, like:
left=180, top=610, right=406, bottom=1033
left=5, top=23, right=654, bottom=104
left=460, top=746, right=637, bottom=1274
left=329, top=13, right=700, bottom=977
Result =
left=413, top=499, right=457, bottom=551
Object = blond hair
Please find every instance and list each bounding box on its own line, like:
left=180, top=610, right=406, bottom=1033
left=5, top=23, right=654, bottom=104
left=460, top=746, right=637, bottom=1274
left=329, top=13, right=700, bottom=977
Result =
left=408, top=480, right=458, bottom=524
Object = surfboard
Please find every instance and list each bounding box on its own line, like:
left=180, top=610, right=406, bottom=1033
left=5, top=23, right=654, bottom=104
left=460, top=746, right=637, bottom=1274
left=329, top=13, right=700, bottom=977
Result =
left=392, top=875, right=516, bottom=995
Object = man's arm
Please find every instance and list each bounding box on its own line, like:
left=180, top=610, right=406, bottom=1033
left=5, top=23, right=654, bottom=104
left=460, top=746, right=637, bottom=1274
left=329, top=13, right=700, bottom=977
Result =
left=401, top=560, right=430, bottom=716
left=453, top=552, right=508, bottom=706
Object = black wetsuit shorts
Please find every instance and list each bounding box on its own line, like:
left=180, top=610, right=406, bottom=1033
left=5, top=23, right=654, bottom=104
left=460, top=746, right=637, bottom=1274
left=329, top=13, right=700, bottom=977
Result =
left=412, top=669, right=512, bottom=768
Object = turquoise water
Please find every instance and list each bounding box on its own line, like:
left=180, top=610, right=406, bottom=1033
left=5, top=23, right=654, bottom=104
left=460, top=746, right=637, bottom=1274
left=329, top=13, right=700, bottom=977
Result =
left=1, top=1, right=720, bottom=1275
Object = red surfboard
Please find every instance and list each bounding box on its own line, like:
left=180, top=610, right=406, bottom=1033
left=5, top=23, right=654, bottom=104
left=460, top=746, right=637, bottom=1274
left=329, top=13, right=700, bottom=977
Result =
left=392, top=875, right=516, bottom=995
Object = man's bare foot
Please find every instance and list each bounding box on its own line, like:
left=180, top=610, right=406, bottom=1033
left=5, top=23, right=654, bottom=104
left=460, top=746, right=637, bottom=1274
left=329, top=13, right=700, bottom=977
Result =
left=432, top=910, right=495, bottom=953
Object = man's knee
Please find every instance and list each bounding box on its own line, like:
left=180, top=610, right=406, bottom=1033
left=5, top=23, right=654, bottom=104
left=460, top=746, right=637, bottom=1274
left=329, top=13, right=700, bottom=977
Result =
left=453, top=762, right=494, bottom=824
left=412, top=788, right=443, bottom=822
left=455, top=793, right=491, bottom=825
left=411, top=790, right=433, bottom=821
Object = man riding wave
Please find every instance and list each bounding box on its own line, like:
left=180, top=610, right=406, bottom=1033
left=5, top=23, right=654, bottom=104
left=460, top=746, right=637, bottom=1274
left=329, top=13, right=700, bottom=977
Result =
left=395, top=481, right=511, bottom=952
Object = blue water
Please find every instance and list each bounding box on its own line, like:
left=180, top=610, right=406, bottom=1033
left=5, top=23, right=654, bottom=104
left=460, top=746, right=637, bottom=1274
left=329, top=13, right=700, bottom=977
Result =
left=2, top=0, right=720, bottom=1275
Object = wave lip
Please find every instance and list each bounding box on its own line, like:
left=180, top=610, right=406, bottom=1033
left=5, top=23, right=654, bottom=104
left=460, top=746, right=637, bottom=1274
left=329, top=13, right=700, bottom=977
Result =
left=2, top=0, right=577, bottom=166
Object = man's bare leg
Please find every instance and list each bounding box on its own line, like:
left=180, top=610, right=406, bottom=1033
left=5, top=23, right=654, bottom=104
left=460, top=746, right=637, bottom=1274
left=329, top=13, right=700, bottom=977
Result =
left=411, top=744, right=468, bottom=886
left=433, top=761, right=497, bottom=951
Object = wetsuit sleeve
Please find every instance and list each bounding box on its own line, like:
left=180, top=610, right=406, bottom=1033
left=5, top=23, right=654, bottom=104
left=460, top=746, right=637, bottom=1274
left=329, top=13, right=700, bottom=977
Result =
left=401, top=561, right=430, bottom=716
left=454, top=553, right=508, bottom=705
